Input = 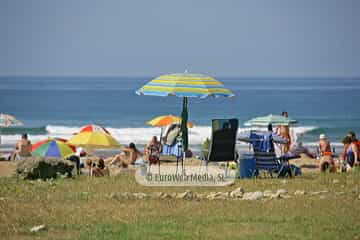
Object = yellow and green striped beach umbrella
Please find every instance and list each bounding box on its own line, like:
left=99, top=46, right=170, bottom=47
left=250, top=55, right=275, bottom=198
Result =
left=136, top=72, right=234, bottom=152
left=135, top=73, right=234, bottom=98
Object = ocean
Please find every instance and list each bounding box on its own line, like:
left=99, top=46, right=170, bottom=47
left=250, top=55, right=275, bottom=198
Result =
left=1, top=76, right=359, bottom=155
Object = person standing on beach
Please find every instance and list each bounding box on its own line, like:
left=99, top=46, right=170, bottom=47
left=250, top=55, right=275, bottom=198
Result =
left=277, top=111, right=291, bottom=153
left=11, top=133, right=32, bottom=161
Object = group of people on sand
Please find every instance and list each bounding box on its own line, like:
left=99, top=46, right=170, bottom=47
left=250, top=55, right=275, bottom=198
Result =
left=265, top=111, right=359, bottom=173
left=89, top=136, right=163, bottom=176
left=317, top=131, right=359, bottom=173
left=9, top=133, right=164, bottom=176
left=104, top=136, right=162, bottom=167
left=9, top=113, right=359, bottom=176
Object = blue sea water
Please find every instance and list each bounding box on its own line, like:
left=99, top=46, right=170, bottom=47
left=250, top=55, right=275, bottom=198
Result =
left=0, top=76, right=359, bottom=151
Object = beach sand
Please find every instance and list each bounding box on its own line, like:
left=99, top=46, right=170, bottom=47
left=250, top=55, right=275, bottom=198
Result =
left=0, top=161, right=16, bottom=177
left=0, top=154, right=322, bottom=178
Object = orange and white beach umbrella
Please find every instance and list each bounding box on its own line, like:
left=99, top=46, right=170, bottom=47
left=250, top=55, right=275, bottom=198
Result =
left=147, top=115, right=194, bottom=128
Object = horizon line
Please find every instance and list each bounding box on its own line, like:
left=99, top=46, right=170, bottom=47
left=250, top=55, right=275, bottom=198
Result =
left=0, top=75, right=359, bottom=79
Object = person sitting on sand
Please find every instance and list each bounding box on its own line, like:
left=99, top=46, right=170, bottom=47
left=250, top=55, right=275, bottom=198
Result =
left=290, top=141, right=315, bottom=158
left=318, top=134, right=335, bottom=172
left=144, top=136, right=162, bottom=163
left=318, top=134, right=332, bottom=156
left=105, top=142, right=143, bottom=167
left=347, top=131, right=360, bottom=156
left=85, top=157, right=109, bottom=176
left=342, top=136, right=359, bottom=172
left=11, top=133, right=32, bottom=161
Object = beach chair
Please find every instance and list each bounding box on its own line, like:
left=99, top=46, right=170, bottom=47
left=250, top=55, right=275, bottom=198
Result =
left=250, top=131, right=293, bottom=178
left=202, top=118, right=239, bottom=171
left=161, top=139, right=183, bottom=173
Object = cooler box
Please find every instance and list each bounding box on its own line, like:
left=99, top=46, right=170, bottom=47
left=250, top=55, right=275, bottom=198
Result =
left=239, top=154, right=258, bottom=178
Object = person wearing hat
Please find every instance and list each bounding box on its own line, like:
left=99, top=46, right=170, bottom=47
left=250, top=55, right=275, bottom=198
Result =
left=319, top=134, right=332, bottom=156
left=318, top=134, right=335, bottom=172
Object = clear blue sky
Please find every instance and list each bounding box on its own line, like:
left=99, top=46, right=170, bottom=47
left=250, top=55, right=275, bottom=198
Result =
left=0, top=0, right=359, bottom=77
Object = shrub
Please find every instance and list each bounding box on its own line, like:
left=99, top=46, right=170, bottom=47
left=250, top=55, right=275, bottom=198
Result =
left=16, top=156, right=75, bottom=180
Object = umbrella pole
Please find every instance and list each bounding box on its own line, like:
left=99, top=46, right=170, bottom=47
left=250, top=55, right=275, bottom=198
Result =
left=159, top=127, right=163, bottom=144
left=181, top=97, right=188, bottom=174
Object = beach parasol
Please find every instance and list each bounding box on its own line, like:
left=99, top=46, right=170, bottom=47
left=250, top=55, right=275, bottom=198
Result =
left=68, top=124, right=120, bottom=149
left=32, top=137, right=76, bottom=152
left=244, top=114, right=297, bottom=127
left=147, top=115, right=194, bottom=128
left=147, top=115, right=194, bottom=144
left=136, top=72, right=234, bottom=161
left=31, top=138, right=75, bottom=158
left=79, top=124, right=110, bottom=134
left=0, top=113, right=24, bottom=144
left=0, top=113, right=23, bottom=127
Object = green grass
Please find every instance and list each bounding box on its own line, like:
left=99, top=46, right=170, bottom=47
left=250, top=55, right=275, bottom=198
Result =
left=0, top=172, right=359, bottom=240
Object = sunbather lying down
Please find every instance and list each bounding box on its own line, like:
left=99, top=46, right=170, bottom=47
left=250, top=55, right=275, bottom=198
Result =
left=105, top=142, right=144, bottom=168
left=289, top=142, right=316, bottom=158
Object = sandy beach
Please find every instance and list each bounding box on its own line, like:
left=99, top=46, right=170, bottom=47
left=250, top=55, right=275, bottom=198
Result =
left=0, top=153, right=321, bottom=178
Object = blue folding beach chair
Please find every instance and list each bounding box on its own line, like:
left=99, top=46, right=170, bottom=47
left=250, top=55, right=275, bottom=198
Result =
left=250, top=131, right=296, bottom=178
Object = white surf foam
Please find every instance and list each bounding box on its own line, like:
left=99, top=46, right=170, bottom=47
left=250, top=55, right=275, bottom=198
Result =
left=0, top=124, right=320, bottom=148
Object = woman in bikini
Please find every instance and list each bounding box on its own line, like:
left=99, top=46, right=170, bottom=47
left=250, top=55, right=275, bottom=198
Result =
left=105, top=142, right=143, bottom=167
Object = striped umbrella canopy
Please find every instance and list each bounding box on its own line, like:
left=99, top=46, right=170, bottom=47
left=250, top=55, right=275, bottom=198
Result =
left=79, top=124, right=110, bottom=134
left=147, top=115, right=194, bottom=128
left=68, top=132, right=121, bottom=149
left=135, top=73, right=234, bottom=98
left=136, top=72, right=234, bottom=152
left=0, top=113, right=23, bottom=127
left=32, top=137, right=76, bottom=152
left=32, top=138, right=75, bottom=158
left=244, top=114, right=298, bottom=127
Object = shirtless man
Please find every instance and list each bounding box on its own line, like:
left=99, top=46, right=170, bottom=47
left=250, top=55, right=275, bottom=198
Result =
left=278, top=111, right=291, bottom=153
left=11, top=133, right=32, bottom=160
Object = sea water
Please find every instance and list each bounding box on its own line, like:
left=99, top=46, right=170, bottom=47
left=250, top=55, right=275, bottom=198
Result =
left=0, top=76, right=359, bottom=154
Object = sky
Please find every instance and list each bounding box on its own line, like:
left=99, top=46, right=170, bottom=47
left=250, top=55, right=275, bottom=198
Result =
left=0, top=0, right=359, bottom=77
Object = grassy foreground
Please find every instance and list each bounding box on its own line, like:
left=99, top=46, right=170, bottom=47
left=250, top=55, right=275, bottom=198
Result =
left=0, top=171, right=359, bottom=240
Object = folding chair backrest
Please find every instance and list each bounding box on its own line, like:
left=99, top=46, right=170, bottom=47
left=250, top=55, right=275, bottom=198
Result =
left=254, top=151, right=279, bottom=171
left=250, top=131, right=279, bottom=171
left=208, top=118, right=238, bottom=162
